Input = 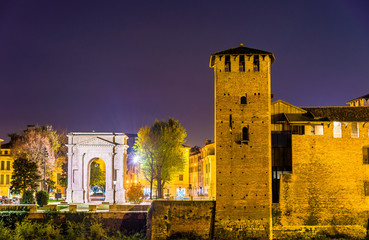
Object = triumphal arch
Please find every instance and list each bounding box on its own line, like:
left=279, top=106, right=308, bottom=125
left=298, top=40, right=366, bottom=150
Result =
left=65, top=132, right=129, bottom=204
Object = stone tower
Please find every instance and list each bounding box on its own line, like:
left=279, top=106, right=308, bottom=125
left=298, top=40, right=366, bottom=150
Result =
left=209, top=44, right=275, bottom=239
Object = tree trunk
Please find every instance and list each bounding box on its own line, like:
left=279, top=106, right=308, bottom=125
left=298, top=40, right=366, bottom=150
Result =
left=157, top=169, right=162, bottom=198
left=150, top=179, right=153, bottom=199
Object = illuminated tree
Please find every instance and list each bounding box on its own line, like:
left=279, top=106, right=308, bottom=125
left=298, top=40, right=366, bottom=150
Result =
left=11, top=125, right=67, bottom=190
left=126, top=183, right=144, bottom=204
left=135, top=118, right=187, bottom=198
left=134, top=126, right=156, bottom=199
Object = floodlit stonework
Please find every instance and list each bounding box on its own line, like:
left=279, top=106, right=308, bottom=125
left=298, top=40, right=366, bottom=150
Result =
left=210, top=44, right=275, bottom=239
left=66, top=132, right=129, bottom=204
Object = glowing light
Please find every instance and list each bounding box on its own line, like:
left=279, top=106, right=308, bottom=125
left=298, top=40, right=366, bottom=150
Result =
left=133, top=155, right=140, bottom=164
left=134, top=180, right=137, bottom=183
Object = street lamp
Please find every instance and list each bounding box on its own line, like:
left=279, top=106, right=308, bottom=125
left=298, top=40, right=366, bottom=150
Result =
left=133, top=155, right=140, bottom=164
left=113, top=180, right=117, bottom=204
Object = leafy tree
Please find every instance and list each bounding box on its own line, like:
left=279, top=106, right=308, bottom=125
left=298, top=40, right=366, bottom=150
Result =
left=135, top=118, right=187, bottom=198
left=134, top=126, right=156, bottom=199
left=126, top=183, right=144, bottom=204
left=11, top=125, right=67, bottom=191
left=58, top=158, right=68, bottom=188
left=10, top=157, right=41, bottom=195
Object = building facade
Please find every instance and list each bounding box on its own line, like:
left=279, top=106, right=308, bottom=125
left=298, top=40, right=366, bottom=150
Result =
left=0, top=140, right=13, bottom=197
left=189, top=140, right=216, bottom=199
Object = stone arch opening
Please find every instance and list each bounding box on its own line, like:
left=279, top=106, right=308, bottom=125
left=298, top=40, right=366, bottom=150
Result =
left=88, top=158, right=106, bottom=202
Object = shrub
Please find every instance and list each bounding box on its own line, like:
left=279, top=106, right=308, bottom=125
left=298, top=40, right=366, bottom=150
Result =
left=0, top=221, right=12, bottom=240
left=36, top=190, right=49, bottom=207
left=65, top=221, right=86, bottom=240
left=21, top=190, right=35, bottom=204
left=0, top=211, right=29, bottom=229
left=126, top=183, right=144, bottom=204
left=89, top=219, right=108, bottom=239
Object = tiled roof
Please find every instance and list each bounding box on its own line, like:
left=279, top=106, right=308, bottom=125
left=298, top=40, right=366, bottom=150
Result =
left=302, top=107, right=369, bottom=122
left=0, top=142, right=12, bottom=149
left=347, top=93, right=369, bottom=103
left=211, top=44, right=275, bottom=63
left=284, top=113, right=329, bottom=123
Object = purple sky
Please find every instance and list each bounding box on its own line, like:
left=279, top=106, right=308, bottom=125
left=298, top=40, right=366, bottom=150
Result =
left=1, top=0, right=369, bottom=146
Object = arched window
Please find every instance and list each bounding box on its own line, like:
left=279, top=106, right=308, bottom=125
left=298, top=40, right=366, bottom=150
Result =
left=242, top=127, right=249, bottom=141
left=241, top=96, right=247, bottom=104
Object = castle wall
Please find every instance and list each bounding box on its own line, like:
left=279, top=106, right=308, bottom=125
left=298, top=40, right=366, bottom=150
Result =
left=279, top=122, right=369, bottom=229
left=147, top=200, right=215, bottom=240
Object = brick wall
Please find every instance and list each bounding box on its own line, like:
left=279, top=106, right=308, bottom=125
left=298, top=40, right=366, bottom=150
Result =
left=212, top=51, right=273, bottom=239
left=278, top=122, right=369, bottom=237
left=147, top=200, right=215, bottom=240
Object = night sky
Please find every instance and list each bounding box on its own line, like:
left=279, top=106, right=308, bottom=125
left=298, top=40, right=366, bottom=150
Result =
left=1, top=0, right=369, bottom=146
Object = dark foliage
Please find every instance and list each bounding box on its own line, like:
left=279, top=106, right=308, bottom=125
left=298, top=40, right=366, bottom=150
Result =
left=10, top=157, right=40, bottom=194
left=36, top=190, right=49, bottom=207
left=0, top=211, right=29, bottom=229
left=21, top=190, right=35, bottom=204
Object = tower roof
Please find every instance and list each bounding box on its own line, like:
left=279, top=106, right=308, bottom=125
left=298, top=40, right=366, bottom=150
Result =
left=211, top=44, right=276, bottom=64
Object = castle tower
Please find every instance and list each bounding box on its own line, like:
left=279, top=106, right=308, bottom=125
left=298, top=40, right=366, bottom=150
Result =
left=209, top=44, right=275, bottom=239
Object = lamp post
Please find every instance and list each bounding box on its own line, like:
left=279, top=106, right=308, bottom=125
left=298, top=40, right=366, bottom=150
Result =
left=113, top=180, right=117, bottom=204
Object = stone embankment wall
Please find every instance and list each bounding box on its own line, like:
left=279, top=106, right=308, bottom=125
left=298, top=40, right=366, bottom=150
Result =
left=147, top=200, right=215, bottom=240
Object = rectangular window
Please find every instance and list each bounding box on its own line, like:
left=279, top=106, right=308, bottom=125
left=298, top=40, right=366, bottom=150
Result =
left=225, top=55, right=231, bottom=72
left=6, top=175, right=9, bottom=185
left=239, top=55, right=245, bottom=72
left=253, top=55, right=260, bottom=72
left=365, top=181, right=369, bottom=196
left=0, top=175, right=3, bottom=185
left=179, top=174, right=183, bottom=181
left=6, top=161, right=10, bottom=170
left=0, top=161, right=3, bottom=170
left=333, top=122, right=342, bottom=138
left=363, top=147, right=369, bottom=164
left=315, top=125, right=324, bottom=135
left=310, top=125, right=315, bottom=135
left=292, top=125, right=305, bottom=135
left=351, top=122, right=359, bottom=138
